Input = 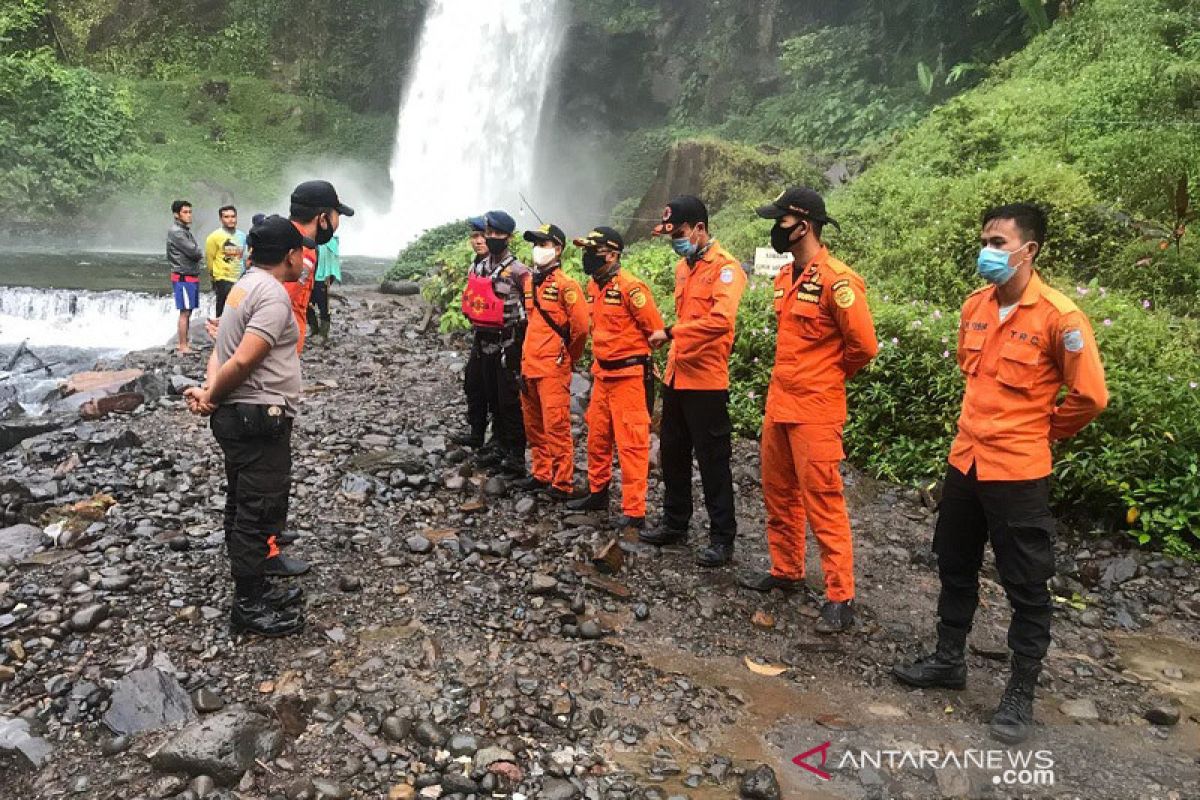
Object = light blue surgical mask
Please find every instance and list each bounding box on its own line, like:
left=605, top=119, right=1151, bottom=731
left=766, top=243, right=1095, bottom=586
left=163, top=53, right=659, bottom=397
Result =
left=671, top=237, right=698, bottom=259
left=977, top=246, right=1019, bottom=285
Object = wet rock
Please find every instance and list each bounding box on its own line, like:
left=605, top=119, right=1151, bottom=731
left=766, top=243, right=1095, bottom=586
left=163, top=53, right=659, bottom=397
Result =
left=579, top=621, right=602, bottom=640
left=413, top=719, right=447, bottom=747
left=530, top=574, right=558, bottom=594
left=483, top=476, right=507, bottom=497
left=515, top=496, right=536, bottom=515
left=380, top=280, right=420, bottom=296
left=592, top=538, right=624, bottom=575
left=100, top=735, right=132, bottom=756
left=382, top=716, right=412, bottom=742
left=634, top=603, right=650, bottom=621
left=192, top=687, right=225, bottom=713
left=150, top=706, right=283, bottom=786
left=338, top=574, right=363, bottom=593
left=406, top=535, right=432, bottom=554
left=474, top=746, right=518, bottom=771
left=1059, top=698, right=1100, bottom=720
left=0, top=715, right=52, bottom=767
left=104, top=667, right=196, bottom=735
left=190, top=774, right=217, bottom=798
left=1144, top=705, right=1180, bottom=726
left=447, top=732, right=479, bottom=757
left=1103, top=556, right=1138, bottom=586
left=69, top=602, right=111, bottom=632
left=312, top=778, right=350, bottom=799
left=442, top=772, right=479, bottom=794
left=739, top=764, right=781, bottom=800
left=80, top=392, right=144, bottom=420
left=0, top=524, right=43, bottom=561
left=541, top=777, right=581, bottom=800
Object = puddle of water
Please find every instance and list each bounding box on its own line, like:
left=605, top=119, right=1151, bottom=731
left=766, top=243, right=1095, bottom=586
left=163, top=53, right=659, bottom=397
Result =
left=615, top=644, right=841, bottom=800
left=1111, top=632, right=1200, bottom=714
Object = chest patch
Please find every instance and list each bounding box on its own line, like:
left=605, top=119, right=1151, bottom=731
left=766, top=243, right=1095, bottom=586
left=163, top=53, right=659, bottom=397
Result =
left=604, top=288, right=622, bottom=306
left=797, top=281, right=822, bottom=304
left=541, top=285, right=560, bottom=302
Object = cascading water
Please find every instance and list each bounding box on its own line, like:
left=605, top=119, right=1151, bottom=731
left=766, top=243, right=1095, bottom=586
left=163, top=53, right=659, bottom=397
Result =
left=0, top=288, right=194, bottom=351
left=351, top=0, right=566, bottom=256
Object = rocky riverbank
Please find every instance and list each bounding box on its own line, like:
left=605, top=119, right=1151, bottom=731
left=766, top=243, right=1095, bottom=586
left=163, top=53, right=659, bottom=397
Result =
left=1, top=289, right=1197, bottom=800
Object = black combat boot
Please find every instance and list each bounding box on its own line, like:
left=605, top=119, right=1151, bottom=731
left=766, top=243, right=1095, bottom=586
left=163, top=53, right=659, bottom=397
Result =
left=989, top=656, right=1041, bottom=744
left=566, top=486, right=609, bottom=512
left=230, top=579, right=303, bottom=637
left=696, top=540, right=734, bottom=567
left=262, top=583, right=305, bottom=610
left=893, top=623, right=970, bottom=689
left=638, top=526, right=688, bottom=546
left=451, top=427, right=486, bottom=448
left=814, top=599, right=856, bottom=633
left=262, top=553, right=311, bottom=577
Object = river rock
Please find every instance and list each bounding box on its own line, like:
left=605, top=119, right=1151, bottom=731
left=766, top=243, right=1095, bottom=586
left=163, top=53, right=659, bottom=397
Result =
left=61, top=368, right=143, bottom=398
left=541, top=777, right=581, bottom=800
left=150, top=706, right=283, bottom=786
left=0, top=524, right=44, bottom=561
left=192, top=687, right=225, bottom=713
left=446, top=732, right=479, bottom=757
left=1144, top=705, right=1180, bottom=726
left=0, top=416, right=66, bottom=452
left=79, top=391, right=144, bottom=420
left=68, top=603, right=110, bottom=632
left=380, top=280, right=420, bottom=296
left=1059, top=698, right=1100, bottom=720
left=739, top=764, right=781, bottom=800
left=103, top=667, right=197, bottom=735
left=0, top=715, right=52, bottom=768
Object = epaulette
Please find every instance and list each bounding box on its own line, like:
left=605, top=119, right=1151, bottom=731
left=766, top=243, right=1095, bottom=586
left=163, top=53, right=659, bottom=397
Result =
left=1039, top=282, right=1080, bottom=315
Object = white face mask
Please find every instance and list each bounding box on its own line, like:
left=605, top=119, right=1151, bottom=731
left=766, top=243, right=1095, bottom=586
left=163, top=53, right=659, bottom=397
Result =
left=532, top=245, right=557, bottom=267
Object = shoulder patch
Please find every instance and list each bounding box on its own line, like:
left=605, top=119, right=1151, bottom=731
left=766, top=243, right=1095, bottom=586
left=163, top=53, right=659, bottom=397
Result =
left=833, top=281, right=856, bottom=309
left=1040, top=284, right=1080, bottom=315
left=719, top=267, right=734, bottom=284
left=1062, top=328, right=1085, bottom=353
left=564, top=287, right=579, bottom=306
left=826, top=258, right=851, bottom=276
left=226, top=286, right=247, bottom=310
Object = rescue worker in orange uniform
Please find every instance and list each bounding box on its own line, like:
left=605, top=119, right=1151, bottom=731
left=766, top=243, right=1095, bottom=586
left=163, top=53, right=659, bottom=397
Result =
left=285, top=181, right=354, bottom=353
left=514, top=223, right=589, bottom=501
left=565, top=227, right=664, bottom=528
left=895, top=203, right=1108, bottom=745
left=639, top=195, right=747, bottom=568
left=740, top=187, right=877, bottom=634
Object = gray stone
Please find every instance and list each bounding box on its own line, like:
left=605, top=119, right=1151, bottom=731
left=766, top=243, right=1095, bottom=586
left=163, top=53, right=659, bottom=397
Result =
left=447, top=732, right=479, bottom=757
left=312, top=778, right=350, bottom=799
left=935, top=766, right=971, bottom=798
left=530, top=574, right=558, bottom=594
left=190, top=774, right=217, bottom=798
left=380, top=280, right=420, bottom=296
left=150, top=706, right=283, bottom=786
left=473, top=745, right=518, bottom=771
left=541, top=777, right=581, bottom=800
left=413, top=719, right=447, bottom=747
left=1059, top=698, right=1100, bottom=720
left=1144, top=705, right=1180, bottom=726
left=515, top=496, right=535, bottom=515
left=0, top=524, right=43, bottom=561
left=192, top=687, right=225, bottom=713
left=103, top=667, right=197, bottom=735
left=739, top=764, right=781, bottom=800
left=483, top=476, right=507, bottom=497
left=0, top=715, right=52, bottom=767
left=1103, top=555, right=1138, bottom=585
left=68, top=603, right=110, bottom=632
left=406, top=535, right=432, bottom=554
left=382, top=715, right=411, bottom=742
left=170, top=375, right=200, bottom=394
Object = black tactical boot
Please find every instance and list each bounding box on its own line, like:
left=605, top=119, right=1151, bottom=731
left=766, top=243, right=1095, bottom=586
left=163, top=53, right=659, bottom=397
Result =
left=696, top=541, right=734, bottom=568
left=989, top=656, right=1041, bottom=744
left=230, top=586, right=303, bottom=637
left=262, top=583, right=304, bottom=610
left=815, top=599, right=856, bottom=633
left=893, top=623, right=970, bottom=689
left=614, top=515, right=645, bottom=530
left=262, top=553, right=311, bottom=577
left=566, top=486, right=609, bottom=512
left=542, top=486, right=583, bottom=503
left=276, top=530, right=301, bottom=546
left=451, top=428, right=486, bottom=448
left=512, top=475, right=549, bottom=492
left=738, top=571, right=804, bottom=593
left=638, top=526, right=688, bottom=546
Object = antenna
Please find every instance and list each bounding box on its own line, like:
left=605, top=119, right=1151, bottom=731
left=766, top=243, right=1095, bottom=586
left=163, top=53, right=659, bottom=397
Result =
left=519, top=191, right=545, bottom=225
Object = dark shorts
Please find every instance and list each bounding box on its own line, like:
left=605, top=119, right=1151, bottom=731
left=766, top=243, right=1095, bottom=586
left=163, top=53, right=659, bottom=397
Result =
left=172, top=274, right=200, bottom=311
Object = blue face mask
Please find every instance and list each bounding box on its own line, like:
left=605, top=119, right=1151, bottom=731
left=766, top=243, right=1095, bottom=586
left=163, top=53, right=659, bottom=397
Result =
left=671, top=236, right=698, bottom=259
left=977, top=246, right=1019, bottom=285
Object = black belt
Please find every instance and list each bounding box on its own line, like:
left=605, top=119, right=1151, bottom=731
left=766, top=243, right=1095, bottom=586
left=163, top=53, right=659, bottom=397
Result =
left=596, top=355, right=651, bottom=371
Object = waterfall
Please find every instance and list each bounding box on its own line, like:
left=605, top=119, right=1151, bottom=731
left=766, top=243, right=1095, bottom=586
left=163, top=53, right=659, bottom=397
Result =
left=0, top=287, right=195, bottom=351
left=352, top=0, right=566, bottom=256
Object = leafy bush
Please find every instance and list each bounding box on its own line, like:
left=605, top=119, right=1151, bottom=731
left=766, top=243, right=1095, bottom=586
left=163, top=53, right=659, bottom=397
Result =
left=386, top=220, right=469, bottom=281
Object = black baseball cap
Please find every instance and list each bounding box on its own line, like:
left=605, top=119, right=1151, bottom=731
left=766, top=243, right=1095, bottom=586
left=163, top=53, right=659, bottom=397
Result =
left=290, top=180, right=355, bottom=216
left=652, top=195, right=708, bottom=237
left=484, top=210, right=516, bottom=235
left=573, top=226, right=624, bottom=251
left=523, top=223, right=567, bottom=248
left=756, top=187, right=840, bottom=230
left=467, top=215, right=487, bottom=232
left=248, top=215, right=317, bottom=257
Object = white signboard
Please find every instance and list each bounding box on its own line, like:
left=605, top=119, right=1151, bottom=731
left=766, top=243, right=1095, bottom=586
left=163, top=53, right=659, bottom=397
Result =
left=753, top=248, right=794, bottom=279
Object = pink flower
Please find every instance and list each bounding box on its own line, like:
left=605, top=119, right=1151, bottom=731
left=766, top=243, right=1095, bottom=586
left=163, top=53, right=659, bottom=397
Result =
left=747, top=390, right=758, bottom=399
left=1103, top=319, right=1112, bottom=326
left=1142, top=299, right=1152, bottom=309
left=1099, top=287, right=1108, bottom=297
left=891, top=337, right=899, bottom=345
left=932, top=310, right=943, bottom=320
left=942, top=350, right=950, bottom=358
left=1190, top=382, right=1198, bottom=390
left=1076, top=286, right=1089, bottom=296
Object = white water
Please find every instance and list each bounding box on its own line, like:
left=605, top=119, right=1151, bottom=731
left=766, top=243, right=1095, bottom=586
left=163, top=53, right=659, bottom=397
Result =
left=0, top=287, right=198, bottom=351
left=349, top=0, right=566, bottom=257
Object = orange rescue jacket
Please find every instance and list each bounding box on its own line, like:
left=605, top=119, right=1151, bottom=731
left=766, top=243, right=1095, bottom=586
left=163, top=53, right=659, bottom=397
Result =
left=664, top=241, right=747, bottom=390
left=522, top=266, right=589, bottom=378
left=949, top=272, right=1108, bottom=481
left=587, top=267, right=664, bottom=380
left=765, top=247, right=878, bottom=425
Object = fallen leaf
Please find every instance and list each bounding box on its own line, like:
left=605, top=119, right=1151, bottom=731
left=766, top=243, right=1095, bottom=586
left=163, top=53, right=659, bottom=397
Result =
left=751, top=610, right=776, bottom=630
left=258, top=680, right=275, bottom=694
left=743, top=656, right=787, bottom=677
left=816, top=713, right=858, bottom=731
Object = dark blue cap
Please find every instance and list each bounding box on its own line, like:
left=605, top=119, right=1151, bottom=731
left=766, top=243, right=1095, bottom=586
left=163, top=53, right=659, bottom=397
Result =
left=467, top=215, right=486, bottom=232
left=485, top=210, right=516, bottom=235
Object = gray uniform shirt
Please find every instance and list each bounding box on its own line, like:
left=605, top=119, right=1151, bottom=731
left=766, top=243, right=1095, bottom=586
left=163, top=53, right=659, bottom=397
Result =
left=214, top=269, right=302, bottom=415
left=167, top=220, right=203, bottom=277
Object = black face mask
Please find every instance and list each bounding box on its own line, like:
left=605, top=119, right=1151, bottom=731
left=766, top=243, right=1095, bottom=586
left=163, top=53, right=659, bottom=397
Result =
left=485, top=237, right=508, bottom=257
left=581, top=250, right=607, bottom=275
left=314, top=214, right=334, bottom=246
left=770, top=220, right=803, bottom=254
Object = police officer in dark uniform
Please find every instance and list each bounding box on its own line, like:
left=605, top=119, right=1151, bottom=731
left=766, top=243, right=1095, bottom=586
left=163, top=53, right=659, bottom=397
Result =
left=453, top=215, right=496, bottom=448
left=458, top=210, right=531, bottom=474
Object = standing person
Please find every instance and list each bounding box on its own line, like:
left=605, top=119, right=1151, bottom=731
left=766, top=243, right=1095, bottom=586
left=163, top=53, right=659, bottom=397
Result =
left=182, top=216, right=316, bottom=637
left=515, top=223, right=589, bottom=500
left=737, top=188, right=878, bottom=634
left=287, top=180, right=354, bottom=353
left=312, top=231, right=341, bottom=343
left=167, top=200, right=204, bottom=354
left=640, top=195, right=747, bottom=567
left=458, top=210, right=530, bottom=474
left=565, top=227, right=664, bottom=529
left=893, top=204, right=1107, bottom=744
left=206, top=205, right=248, bottom=317
left=452, top=216, right=494, bottom=447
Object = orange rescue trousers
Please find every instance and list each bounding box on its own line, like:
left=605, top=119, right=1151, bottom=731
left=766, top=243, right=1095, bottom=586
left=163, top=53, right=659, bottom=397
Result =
left=585, top=376, right=650, bottom=517
left=520, top=374, right=575, bottom=493
left=760, top=419, right=855, bottom=602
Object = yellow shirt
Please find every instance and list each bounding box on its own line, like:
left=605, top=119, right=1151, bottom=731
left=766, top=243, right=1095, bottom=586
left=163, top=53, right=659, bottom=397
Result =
left=205, top=227, right=247, bottom=283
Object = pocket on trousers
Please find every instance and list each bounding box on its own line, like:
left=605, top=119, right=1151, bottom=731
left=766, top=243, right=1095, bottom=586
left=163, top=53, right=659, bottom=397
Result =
left=993, top=521, right=1055, bottom=584
left=620, top=412, right=650, bottom=449
left=804, top=460, right=844, bottom=494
